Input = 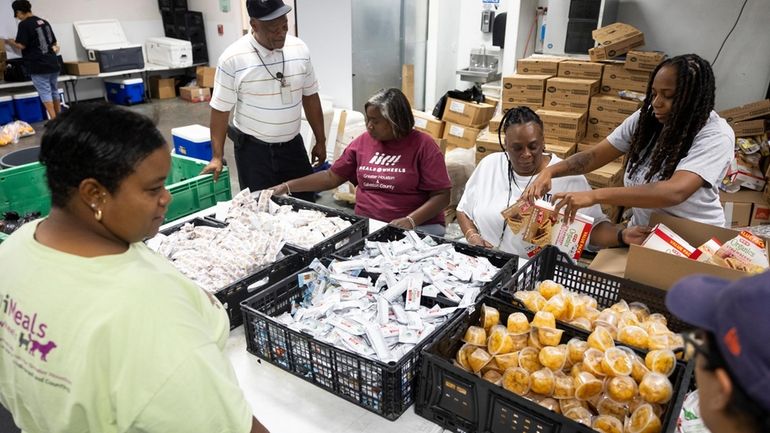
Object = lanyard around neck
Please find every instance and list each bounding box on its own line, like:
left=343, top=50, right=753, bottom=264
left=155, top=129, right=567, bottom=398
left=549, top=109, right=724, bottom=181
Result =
left=253, top=44, right=286, bottom=86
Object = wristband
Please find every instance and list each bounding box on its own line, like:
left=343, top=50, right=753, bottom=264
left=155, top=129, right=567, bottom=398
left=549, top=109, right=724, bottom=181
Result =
left=617, top=228, right=629, bottom=247
left=464, top=228, right=478, bottom=238
left=406, top=215, right=416, bottom=229
left=283, top=182, right=291, bottom=195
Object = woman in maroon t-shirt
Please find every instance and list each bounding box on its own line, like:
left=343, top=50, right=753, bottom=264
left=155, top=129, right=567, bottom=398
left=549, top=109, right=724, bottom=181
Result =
left=270, top=88, right=451, bottom=236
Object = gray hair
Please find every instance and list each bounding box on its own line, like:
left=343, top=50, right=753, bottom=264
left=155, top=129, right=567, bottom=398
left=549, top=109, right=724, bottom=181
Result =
left=364, top=88, right=414, bottom=140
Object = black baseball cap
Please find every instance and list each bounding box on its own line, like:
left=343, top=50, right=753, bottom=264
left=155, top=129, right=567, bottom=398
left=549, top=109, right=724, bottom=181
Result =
left=246, top=0, right=291, bottom=21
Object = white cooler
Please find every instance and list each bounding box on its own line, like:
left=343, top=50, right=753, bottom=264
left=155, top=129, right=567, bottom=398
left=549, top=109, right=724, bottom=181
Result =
left=146, top=37, right=192, bottom=68
left=73, top=19, right=145, bottom=73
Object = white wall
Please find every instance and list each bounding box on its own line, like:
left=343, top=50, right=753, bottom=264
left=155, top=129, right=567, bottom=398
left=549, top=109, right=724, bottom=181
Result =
left=616, top=0, right=770, bottom=110
left=425, top=0, right=461, bottom=110
left=187, top=0, right=244, bottom=67
left=295, top=0, right=353, bottom=109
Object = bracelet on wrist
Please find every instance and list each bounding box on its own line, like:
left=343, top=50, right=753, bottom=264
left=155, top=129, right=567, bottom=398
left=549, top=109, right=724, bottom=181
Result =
left=406, top=215, right=416, bottom=229
left=617, top=228, right=629, bottom=247
left=283, top=182, right=291, bottom=195
left=464, top=228, right=478, bottom=238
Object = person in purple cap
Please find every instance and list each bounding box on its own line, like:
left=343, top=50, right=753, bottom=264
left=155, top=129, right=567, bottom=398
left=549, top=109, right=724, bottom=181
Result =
left=666, top=273, right=770, bottom=433
left=203, top=0, right=326, bottom=203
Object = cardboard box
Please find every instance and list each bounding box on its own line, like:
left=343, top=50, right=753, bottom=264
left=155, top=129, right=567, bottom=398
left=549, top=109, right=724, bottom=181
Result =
left=442, top=122, right=482, bottom=149
left=412, top=110, right=445, bottom=139
left=585, top=119, right=620, bottom=142
left=196, top=66, right=216, bottom=88
left=434, top=138, right=447, bottom=155
left=502, top=74, right=552, bottom=92
left=590, top=95, right=640, bottom=123
left=601, top=65, right=651, bottom=94
left=545, top=140, right=577, bottom=159
left=543, top=93, right=590, bottom=113
left=624, top=50, right=666, bottom=72
left=179, top=86, right=211, bottom=103
left=502, top=94, right=546, bottom=106
left=489, top=113, right=504, bottom=133
left=502, top=101, right=543, bottom=112
left=577, top=142, right=626, bottom=164
left=586, top=161, right=624, bottom=188
left=720, top=190, right=770, bottom=227
left=516, top=58, right=564, bottom=75
left=730, top=119, right=770, bottom=137
left=623, top=213, right=770, bottom=290
left=546, top=77, right=600, bottom=97
left=536, top=109, right=587, bottom=142
left=590, top=23, right=645, bottom=60
left=149, top=75, right=176, bottom=99
left=719, top=99, right=770, bottom=123
left=63, top=61, right=100, bottom=75
left=485, top=95, right=500, bottom=108
left=475, top=131, right=503, bottom=165
left=557, top=61, right=604, bottom=80
left=726, top=159, right=766, bottom=191
left=441, top=97, right=496, bottom=128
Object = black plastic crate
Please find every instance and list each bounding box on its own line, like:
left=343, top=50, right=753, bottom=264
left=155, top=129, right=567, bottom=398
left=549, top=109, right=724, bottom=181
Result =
left=270, top=195, right=368, bottom=263
left=192, top=42, right=208, bottom=64
left=333, top=225, right=518, bottom=301
left=240, top=258, right=463, bottom=420
left=415, top=295, right=694, bottom=433
left=158, top=0, right=186, bottom=12
left=500, top=246, right=693, bottom=334
left=157, top=217, right=305, bottom=329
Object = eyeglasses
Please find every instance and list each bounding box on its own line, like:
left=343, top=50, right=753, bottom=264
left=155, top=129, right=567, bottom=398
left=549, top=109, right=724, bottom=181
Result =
left=681, top=329, right=725, bottom=368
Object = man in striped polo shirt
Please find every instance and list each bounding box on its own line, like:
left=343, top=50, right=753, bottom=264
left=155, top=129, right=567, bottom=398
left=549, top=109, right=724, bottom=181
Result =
left=202, top=0, right=325, bottom=202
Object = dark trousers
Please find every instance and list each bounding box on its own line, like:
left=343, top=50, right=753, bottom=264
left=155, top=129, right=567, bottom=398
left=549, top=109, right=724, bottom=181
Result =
left=229, top=127, right=315, bottom=202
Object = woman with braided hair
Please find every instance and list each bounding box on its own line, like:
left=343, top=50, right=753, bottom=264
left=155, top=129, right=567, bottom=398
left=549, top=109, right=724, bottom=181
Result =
left=525, top=54, right=734, bottom=230
left=456, top=106, right=650, bottom=256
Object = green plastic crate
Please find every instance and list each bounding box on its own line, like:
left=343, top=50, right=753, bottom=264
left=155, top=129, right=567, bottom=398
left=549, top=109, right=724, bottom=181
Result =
left=0, top=232, right=8, bottom=244
left=0, top=154, right=232, bottom=224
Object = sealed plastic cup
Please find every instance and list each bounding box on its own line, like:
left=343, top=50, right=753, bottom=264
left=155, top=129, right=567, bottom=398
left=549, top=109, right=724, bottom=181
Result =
left=487, top=325, right=515, bottom=354
left=482, top=357, right=502, bottom=374
left=537, top=280, right=563, bottom=300
left=468, top=348, right=493, bottom=373
left=455, top=343, right=478, bottom=371
left=506, top=312, right=531, bottom=334
left=514, top=290, right=546, bottom=312
left=593, top=414, right=624, bottom=433
left=502, top=366, right=531, bottom=396
left=558, top=398, right=586, bottom=415
left=574, top=371, right=603, bottom=400
left=588, top=326, right=616, bottom=351
left=618, top=325, right=650, bottom=349
left=628, top=302, right=651, bottom=322
left=601, top=347, right=633, bottom=377
left=564, top=406, right=592, bottom=426
left=518, top=347, right=543, bottom=373
left=531, top=311, right=556, bottom=329
left=596, top=309, right=620, bottom=329
left=510, top=332, right=529, bottom=351
left=643, top=321, right=670, bottom=337
left=567, top=338, right=588, bottom=364
left=530, top=367, right=556, bottom=396
left=542, top=293, right=568, bottom=319
left=482, top=369, right=503, bottom=385
left=569, top=317, right=592, bottom=331
left=639, top=372, right=673, bottom=404
left=528, top=329, right=544, bottom=350
left=537, top=397, right=561, bottom=413
left=539, top=344, right=568, bottom=371
left=607, top=375, right=638, bottom=403
left=630, top=353, right=651, bottom=384
left=462, top=325, right=487, bottom=346
left=647, top=313, right=668, bottom=327
left=582, top=348, right=607, bottom=377
left=645, top=349, right=676, bottom=376
left=583, top=306, right=601, bottom=322
left=537, top=327, right=565, bottom=347
left=596, top=393, right=628, bottom=421
left=626, top=403, right=662, bottom=433
left=480, top=304, right=500, bottom=332
left=494, top=351, right=520, bottom=370
left=610, top=299, right=630, bottom=313
left=552, top=373, right=576, bottom=399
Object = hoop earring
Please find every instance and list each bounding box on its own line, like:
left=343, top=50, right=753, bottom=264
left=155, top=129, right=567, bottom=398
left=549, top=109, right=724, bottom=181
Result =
left=94, top=208, right=103, bottom=222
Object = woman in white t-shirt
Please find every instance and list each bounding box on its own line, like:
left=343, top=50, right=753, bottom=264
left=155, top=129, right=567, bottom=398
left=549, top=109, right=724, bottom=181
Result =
left=457, top=107, right=650, bottom=257
left=525, top=54, right=735, bottom=228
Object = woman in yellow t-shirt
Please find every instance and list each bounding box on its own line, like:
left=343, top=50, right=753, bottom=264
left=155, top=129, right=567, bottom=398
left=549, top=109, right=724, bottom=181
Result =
left=0, top=104, right=268, bottom=433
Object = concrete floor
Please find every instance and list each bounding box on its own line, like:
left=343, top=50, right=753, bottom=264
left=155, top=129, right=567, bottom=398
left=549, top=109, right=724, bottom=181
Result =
left=0, top=97, right=354, bottom=213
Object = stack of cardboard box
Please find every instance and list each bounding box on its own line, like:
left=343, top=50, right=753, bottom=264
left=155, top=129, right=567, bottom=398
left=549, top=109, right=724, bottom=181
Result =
left=441, top=97, right=495, bottom=151
left=716, top=99, right=770, bottom=227
left=589, top=23, right=645, bottom=62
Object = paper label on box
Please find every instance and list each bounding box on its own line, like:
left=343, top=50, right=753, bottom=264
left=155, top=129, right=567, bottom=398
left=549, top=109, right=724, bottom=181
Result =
left=449, top=125, right=465, bottom=137
left=414, top=117, right=428, bottom=129
left=449, top=100, right=466, bottom=114
left=641, top=223, right=696, bottom=258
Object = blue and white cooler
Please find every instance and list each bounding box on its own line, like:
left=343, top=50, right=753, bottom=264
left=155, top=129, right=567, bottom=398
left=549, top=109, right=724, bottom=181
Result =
left=171, top=124, right=212, bottom=160
left=104, top=78, right=145, bottom=106
left=0, top=96, right=15, bottom=125
left=13, top=92, right=45, bottom=123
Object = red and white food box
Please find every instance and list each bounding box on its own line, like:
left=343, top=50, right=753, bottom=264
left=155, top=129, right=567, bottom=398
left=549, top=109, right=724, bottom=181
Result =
left=641, top=223, right=696, bottom=258
left=710, top=231, right=769, bottom=273
left=689, top=238, right=723, bottom=263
